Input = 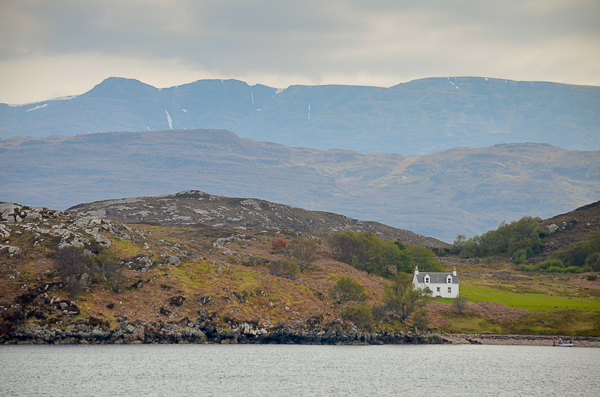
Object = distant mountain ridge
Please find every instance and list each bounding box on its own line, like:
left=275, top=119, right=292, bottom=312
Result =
left=1, top=77, right=598, bottom=154
left=1, top=129, right=598, bottom=241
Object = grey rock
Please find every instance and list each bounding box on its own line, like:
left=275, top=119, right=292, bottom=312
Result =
left=24, top=211, right=42, bottom=221
left=168, top=256, right=180, bottom=266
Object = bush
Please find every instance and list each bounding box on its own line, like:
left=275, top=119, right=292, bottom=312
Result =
left=55, top=247, right=88, bottom=297
left=54, top=245, right=126, bottom=295
left=286, top=238, right=318, bottom=272
left=452, top=296, right=469, bottom=314
left=269, top=259, right=298, bottom=277
left=370, top=303, right=387, bottom=321
left=585, top=252, right=600, bottom=271
left=341, top=305, right=374, bottom=331
left=271, top=238, right=288, bottom=253
left=89, top=250, right=124, bottom=292
left=330, top=276, right=368, bottom=304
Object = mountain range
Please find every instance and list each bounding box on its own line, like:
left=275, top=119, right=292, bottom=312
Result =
left=1, top=129, right=598, bottom=241
left=1, top=77, right=599, bottom=155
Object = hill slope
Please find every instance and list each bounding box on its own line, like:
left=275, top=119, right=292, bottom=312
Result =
left=539, top=200, right=600, bottom=257
left=67, top=190, right=447, bottom=248
left=1, top=130, right=598, bottom=241
left=1, top=77, right=599, bottom=155
left=2, top=202, right=599, bottom=343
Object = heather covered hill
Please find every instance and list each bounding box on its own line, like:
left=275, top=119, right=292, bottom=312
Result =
left=1, top=130, right=598, bottom=241
left=537, top=200, right=600, bottom=259
left=1, top=201, right=599, bottom=344
left=68, top=190, right=447, bottom=248
left=1, top=77, right=598, bottom=154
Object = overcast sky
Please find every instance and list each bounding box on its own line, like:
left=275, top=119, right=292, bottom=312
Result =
left=1, top=0, right=599, bottom=104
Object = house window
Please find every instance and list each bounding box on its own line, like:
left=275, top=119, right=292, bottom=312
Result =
left=448, top=287, right=452, bottom=293
left=424, top=276, right=430, bottom=283
left=437, top=287, right=440, bottom=292
left=447, top=277, right=452, bottom=284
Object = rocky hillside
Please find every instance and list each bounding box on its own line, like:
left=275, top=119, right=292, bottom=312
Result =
left=1, top=76, right=599, bottom=155
left=1, top=129, right=598, bottom=240
left=2, top=201, right=599, bottom=344
left=539, top=200, right=600, bottom=257
left=0, top=201, right=446, bottom=345
left=68, top=191, right=447, bottom=248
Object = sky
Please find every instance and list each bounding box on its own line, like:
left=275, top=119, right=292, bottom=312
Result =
left=1, top=0, right=599, bottom=104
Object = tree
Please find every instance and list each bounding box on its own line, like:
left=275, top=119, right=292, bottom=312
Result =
left=452, top=296, right=469, bottom=314
left=330, top=276, right=368, bottom=304
left=451, top=216, right=546, bottom=259
left=383, top=273, right=430, bottom=323
left=89, top=250, right=124, bottom=292
left=396, top=245, right=444, bottom=274
left=287, top=238, right=319, bottom=272
left=55, top=246, right=87, bottom=297
left=330, top=231, right=414, bottom=277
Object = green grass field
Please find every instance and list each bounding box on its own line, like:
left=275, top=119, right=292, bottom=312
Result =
left=459, top=281, right=600, bottom=310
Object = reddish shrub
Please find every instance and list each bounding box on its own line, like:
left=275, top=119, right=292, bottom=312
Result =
left=271, top=238, right=288, bottom=253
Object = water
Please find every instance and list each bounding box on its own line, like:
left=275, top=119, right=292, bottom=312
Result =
left=1, top=344, right=599, bottom=396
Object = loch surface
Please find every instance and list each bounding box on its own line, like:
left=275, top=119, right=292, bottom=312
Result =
left=1, top=344, right=599, bottom=396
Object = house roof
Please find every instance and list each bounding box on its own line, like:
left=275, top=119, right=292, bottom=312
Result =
left=415, top=272, right=458, bottom=284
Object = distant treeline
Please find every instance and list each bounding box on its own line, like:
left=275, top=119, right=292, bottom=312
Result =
left=451, top=216, right=546, bottom=263
left=451, top=216, right=600, bottom=273
left=329, top=231, right=442, bottom=278
left=520, top=229, right=600, bottom=273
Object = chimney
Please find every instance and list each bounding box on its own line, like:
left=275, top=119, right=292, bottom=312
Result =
left=452, top=266, right=457, bottom=277
left=414, top=266, right=419, bottom=276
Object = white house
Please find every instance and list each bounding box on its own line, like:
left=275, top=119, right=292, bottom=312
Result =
left=412, top=266, right=459, bottom=298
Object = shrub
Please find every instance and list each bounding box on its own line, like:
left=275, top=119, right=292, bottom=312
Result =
left=585, top=252, right=600, bottom=271
left=55, top=247, right=88, bottom=297
left=341, top=305, right=374, bottom=331
left=370, top=303, right=387, bottom=321
left=271, top=238, right=288, bottom=253
left=452, top=296, right=469, bottom=314
left=412, top=309, right=429, bottom=331
left=269, top=259, right=298, bottom=277
left=330, top=276, right=368, bottom=304
left=286, top=238, right=318, bottom=272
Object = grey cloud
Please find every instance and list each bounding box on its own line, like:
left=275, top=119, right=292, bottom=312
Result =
left=0, top=0, right=599, bottom=85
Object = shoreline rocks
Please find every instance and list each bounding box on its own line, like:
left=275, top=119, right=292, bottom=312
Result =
left=441, top=333, right=600, bottom=347
left=0, top=322, right=445, bottom=346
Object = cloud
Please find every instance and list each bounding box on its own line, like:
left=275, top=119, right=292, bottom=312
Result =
left=1, top=0, right=599, bottom=103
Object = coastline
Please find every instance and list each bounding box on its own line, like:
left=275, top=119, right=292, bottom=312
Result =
left=3, top=322, right=600, bottom=347
left=442, top=333, right=600, bottom=348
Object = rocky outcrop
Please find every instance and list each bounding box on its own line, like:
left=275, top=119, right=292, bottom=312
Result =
left=68, top=191, right=449, bottom=248
left=0, top=319, right=445, bottom=345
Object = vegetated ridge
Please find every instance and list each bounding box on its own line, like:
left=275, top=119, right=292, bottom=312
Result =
left=1, top=129, right=598, bottom=241
left=2, top=200, right=600, bottom=345
left=1, top=76, right=599, bottom=155
left=68, top=190, right=447, bottom=248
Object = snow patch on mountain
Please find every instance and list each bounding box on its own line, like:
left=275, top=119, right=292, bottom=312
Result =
left=165, top=110, right=173, bottom=129
left=26, top=104, right=47, bottom=112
